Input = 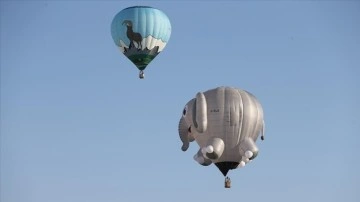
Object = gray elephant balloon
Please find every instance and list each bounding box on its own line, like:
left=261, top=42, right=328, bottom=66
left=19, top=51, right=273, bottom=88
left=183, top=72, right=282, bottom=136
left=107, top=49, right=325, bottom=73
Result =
left=178, top=86, right=265, bottom=177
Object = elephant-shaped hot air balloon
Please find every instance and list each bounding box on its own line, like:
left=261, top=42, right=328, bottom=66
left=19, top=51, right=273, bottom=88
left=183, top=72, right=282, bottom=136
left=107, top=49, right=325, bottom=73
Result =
left=111, top=6, right=171, bottom=79
left=178, top=86, right=265, bottom=188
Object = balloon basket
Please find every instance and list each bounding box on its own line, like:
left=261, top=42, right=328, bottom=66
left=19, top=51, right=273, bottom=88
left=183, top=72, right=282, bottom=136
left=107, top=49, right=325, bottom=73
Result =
left=224, top=177, right=231, bottom=188
left=139, top=71, right=145, bottom=79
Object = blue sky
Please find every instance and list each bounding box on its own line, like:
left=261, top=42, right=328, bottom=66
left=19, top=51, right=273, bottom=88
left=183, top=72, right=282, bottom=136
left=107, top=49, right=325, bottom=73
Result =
left=1, top=1, right=359, bottom=202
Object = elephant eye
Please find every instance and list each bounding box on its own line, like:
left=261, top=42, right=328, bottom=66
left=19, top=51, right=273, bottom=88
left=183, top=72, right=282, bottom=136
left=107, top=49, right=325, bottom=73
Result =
left=182, top=105, right=188, bottom=117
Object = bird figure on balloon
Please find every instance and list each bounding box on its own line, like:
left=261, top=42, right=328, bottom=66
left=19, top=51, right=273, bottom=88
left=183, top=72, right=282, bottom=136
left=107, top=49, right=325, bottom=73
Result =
left=111, top=6, right=171, bottom=79
left=178, top=86, right=266, bottom=188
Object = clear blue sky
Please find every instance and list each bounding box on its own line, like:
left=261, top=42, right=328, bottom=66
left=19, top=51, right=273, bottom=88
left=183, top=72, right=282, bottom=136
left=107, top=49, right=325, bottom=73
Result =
left=1, top=1, right=359, bottom=202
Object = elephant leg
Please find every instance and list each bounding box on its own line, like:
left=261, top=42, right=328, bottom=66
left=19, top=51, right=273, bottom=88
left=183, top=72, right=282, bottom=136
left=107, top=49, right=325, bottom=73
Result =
left=201, top=138, right=225, bottom=160
left=237, top=156, right=251, bottom=168
left=193, top=149, right=212, bottom=166
left=239, top=137, right=259, bottom=160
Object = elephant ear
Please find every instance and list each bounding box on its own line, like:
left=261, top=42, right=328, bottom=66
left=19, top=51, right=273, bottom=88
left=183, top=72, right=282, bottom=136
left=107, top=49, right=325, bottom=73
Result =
left=193, top=92, right=207, bottom=133
left=178, top=117, right=190, bottom=151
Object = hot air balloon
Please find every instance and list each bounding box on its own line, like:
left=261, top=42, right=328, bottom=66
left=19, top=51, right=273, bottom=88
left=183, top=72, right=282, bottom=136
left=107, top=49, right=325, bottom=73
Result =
left=178, top=86, right=265, bottom=188
left=111, top=6, right=171, bottom=79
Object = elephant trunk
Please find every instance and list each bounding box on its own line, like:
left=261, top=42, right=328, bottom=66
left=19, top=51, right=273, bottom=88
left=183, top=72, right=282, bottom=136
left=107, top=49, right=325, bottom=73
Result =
left=178, top=117, right=190, bottom=151
left=261, top=120, right=265, bottom=140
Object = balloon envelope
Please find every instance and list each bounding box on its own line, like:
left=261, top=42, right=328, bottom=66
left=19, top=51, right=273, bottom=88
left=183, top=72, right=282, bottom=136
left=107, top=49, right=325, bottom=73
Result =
left=178, top=86, right=266, bottom=176
left=111, top=6, right=171, bottom=72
